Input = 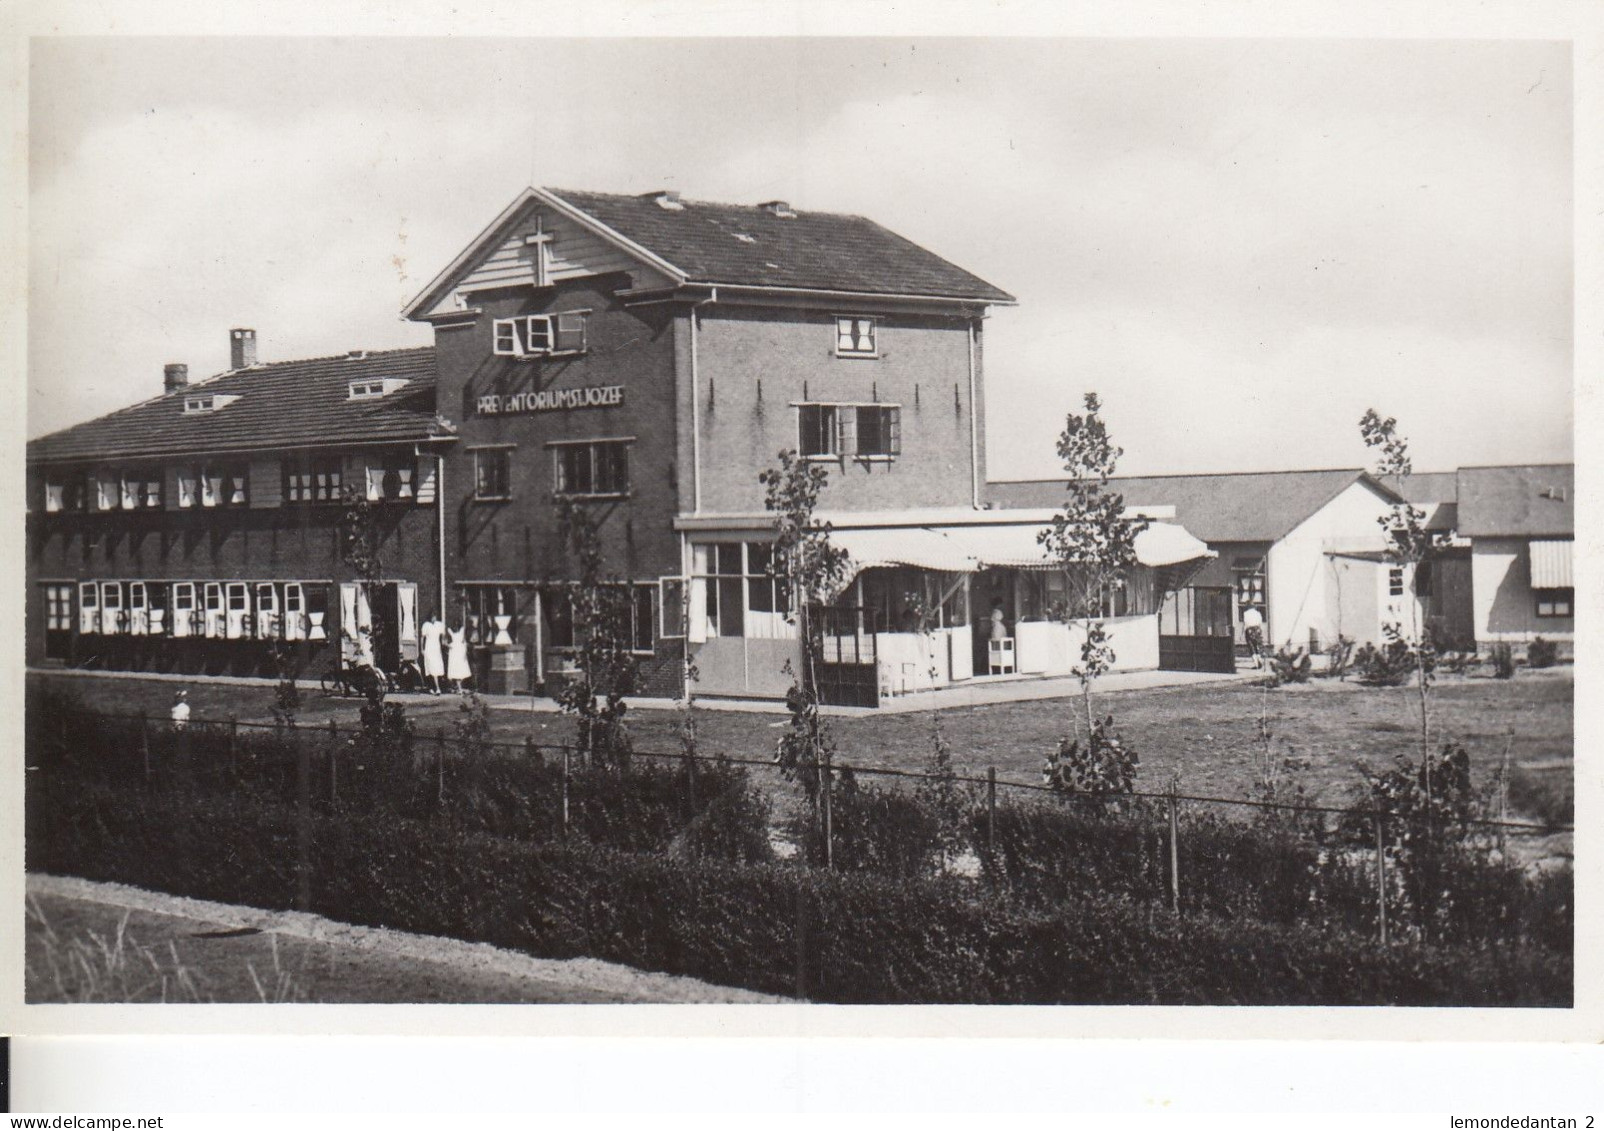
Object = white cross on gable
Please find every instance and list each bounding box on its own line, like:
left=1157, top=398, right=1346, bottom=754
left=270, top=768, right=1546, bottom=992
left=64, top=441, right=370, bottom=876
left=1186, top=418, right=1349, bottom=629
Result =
left=523, top=214, right=554, bottom=287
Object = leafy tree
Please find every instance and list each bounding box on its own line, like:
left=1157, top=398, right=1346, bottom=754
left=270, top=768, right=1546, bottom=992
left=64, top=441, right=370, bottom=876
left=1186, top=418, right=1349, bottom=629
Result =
left=759, top=450, right=849, bottom=814
left=1359, top=409, right=1451, bottom=799
left=554, top=498, right=639, bottom=766
left=1038, top=393, right=1148, bottom=739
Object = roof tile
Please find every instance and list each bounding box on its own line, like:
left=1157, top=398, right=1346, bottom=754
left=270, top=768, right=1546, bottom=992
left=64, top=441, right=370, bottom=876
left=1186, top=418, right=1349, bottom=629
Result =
left=28, top=347, right=448, bottom=465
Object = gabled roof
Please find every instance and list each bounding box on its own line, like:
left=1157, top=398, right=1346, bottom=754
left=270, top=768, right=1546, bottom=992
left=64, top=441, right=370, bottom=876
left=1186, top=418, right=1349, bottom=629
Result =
left=1455, top=464, right=1573, bottom=538
left=27, top=347, right=450, bottom=465
left=403, top=186, right=1014, bottom=317
left=1390, top=470, right=1459, bottom=532
left=987, top=469, right=1403, bottom=544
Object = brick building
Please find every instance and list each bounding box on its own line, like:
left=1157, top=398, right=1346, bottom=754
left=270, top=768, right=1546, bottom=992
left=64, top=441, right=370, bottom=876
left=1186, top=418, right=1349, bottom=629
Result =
left=29, top=184, right=1219, bottom=703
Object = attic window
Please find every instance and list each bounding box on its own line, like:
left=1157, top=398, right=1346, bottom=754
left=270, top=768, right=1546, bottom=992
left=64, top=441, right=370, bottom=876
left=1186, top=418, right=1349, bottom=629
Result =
left=733, top=233, right=756, bottom=244
left=835, top=316, right=877, bottom=357
left=349, top=377, right=411, bottom=400
left=1540, top=486, right=1567, bottom=502
left=492, top=313, right=588, bottom=358
left=183, top=393, right=240, bottom=415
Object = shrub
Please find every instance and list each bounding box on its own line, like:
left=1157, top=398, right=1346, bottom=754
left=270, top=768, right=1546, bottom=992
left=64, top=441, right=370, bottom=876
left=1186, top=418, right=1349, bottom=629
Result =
left=1353, top=638, right=1413, bottom=687
left=1527, top=637, right=1559, bottom=669
left=30, top=780, right=1571, bottom=1005
left=1267, top=646, right=1313, bottom=686
left=1490, top=643, right=1516, bottom=680
left=1507, top=765, right=1573, bottom=828
left=1042, top=715, right=1139, bottom=804
left=1323, top=635, right=1356, bottom=679
left=1440, top=651, right=1480, bottom=675
left=793, top=768, right=947, bottom=877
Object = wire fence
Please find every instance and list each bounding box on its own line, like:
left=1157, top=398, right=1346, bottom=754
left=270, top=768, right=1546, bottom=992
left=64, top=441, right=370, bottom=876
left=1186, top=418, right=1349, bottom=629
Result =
left=56, top=706, right=1573, bottom=836
left=28, top=705, right=1574, bottom=953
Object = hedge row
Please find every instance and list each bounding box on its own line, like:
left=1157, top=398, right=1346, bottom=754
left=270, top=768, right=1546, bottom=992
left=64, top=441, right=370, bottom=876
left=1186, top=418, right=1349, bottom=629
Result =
left=29, top=780, right=1571, bottom=1006
left=29, top=699, right=771, bottom=861
left=784, top=773, right=1571, bottom=953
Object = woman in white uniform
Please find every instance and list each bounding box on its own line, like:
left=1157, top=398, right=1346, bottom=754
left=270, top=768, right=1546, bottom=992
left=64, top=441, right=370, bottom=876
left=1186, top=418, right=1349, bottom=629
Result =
left=419, top=612, right=446, bottom=695
left=445, top=616, right=472, bottom=693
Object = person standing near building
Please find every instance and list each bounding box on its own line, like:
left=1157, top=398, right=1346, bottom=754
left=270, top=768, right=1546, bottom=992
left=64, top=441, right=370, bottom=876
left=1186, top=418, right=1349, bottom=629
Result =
left=1241, top=604, right=1266, bottom=670
left=420, top=611, right=446, bottom=695
left=169, top=689, right=190, bottom=730
left=445, top=616, right=472, bottom=694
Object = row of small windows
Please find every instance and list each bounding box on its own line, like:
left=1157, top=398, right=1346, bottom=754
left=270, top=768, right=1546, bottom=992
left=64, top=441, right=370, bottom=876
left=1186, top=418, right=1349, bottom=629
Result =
left=43, top=580, right=330, bottom=641
left=492, top=313, right=589, bottom=359
left=458, top=582, right=657, bottom=656
left=40, top=456, right=436, bottom=513
left=490, top=313, right=877, bottom=361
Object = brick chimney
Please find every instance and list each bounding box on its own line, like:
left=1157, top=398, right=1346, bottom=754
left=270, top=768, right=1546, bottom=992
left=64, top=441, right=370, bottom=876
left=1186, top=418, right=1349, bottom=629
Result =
left=163, top=363, right=189, bottom=393
left=230, top=328, right=257, bottom=369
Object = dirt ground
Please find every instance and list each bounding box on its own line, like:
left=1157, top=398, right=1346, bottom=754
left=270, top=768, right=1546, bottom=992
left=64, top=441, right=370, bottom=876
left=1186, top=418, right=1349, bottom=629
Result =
left=30, top=666, right=1573, bottom=813
left=25, top=876, right=780, bottom=1004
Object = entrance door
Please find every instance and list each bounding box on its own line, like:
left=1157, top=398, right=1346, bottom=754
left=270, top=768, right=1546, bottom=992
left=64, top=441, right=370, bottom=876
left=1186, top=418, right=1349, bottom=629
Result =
left=1159, top=586, right=1237, bottom=673
left=1423, top=552, right=1475, bottom=652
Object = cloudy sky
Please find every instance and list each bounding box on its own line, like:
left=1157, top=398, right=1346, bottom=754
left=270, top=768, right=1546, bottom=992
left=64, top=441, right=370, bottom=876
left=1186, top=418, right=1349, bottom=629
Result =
left=28, top=36, right=1572, bottom=479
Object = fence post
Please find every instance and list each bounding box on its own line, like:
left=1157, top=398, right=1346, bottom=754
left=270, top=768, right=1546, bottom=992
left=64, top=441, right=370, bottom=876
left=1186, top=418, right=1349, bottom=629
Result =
left=295, top=726, right=312, bottom=913
left=795, top=879, right=808, bottom=1001
left=687, top=749, right=698, bottom=815
left=561, top=745, right=571, bottom=840
left=820, top=752, right=833, bottom=871
left=435, top=729, right=446, bottom=808
left=1168, top=790, right=1181, bottom=915
left=138, top=710, right=151, bottom=782
left=986, top=766, right=997, bottom=858
left=1375, top=812, right=1388, bottom=947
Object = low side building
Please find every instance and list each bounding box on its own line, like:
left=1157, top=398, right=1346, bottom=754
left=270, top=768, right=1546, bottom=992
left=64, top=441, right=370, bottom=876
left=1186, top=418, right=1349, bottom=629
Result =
left=1455, top=464, right=1574, bottom=654
left=990, top=469, right=1418, bottom=662
left=26, top=339, right=454, bottom=678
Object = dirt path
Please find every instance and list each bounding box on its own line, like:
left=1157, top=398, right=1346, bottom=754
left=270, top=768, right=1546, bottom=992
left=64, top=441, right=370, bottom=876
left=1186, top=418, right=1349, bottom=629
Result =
left=26, top=873, right=783, bottom=1004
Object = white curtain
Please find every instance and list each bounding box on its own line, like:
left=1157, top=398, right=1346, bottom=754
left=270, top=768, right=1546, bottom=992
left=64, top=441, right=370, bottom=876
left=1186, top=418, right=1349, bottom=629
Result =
left=397, top=582, right=419, bottom=660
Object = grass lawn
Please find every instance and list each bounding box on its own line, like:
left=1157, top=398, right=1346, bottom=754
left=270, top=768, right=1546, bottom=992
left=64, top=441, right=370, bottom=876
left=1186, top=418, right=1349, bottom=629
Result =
left=24, top=890, right=643, bottom=1004
left=29, top=667, right=1572, bottom=816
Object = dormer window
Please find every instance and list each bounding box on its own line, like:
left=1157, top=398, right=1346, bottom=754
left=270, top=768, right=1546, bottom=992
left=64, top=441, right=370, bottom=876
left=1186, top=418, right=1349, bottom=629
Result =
left=348, top=377, right=411, bottom=400
left=835, top=316, right=877, bottom=358
left=493, top=313, right=587, bottom=359
left=183, top=393, right=240, bottom=414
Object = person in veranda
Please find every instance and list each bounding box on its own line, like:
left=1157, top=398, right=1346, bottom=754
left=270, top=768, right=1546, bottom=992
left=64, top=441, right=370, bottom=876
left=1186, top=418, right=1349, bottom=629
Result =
left=1241, top=604, right=1266, bottom=670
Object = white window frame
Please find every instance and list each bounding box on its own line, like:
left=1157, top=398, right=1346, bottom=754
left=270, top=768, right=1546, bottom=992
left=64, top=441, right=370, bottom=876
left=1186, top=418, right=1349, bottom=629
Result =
left=100, top=581, right=123, bottom=635
left=184, top=395, right=215, bottom=414
left=45, top=584, right=74, bottom=633
left=492, top=315, right=561, bottom=358
left=834, top=315, right=878, bottom=358
left=283, top=582, right=307, bottom=641
left=203, top=581, right=225, bottom=638
left=348, top=379, right=385, bottom=400
left=78, top=581, right=99, bottom=634
left=128, top=581, right=148, bottom=635
left=171, top=582, right=196, bottom=637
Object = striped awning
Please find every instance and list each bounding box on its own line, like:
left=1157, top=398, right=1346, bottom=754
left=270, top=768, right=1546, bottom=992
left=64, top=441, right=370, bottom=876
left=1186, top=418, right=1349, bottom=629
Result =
left=1529, top=539, right=1573, bottom=589
left=836, top=520, right=1214, bottom=577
